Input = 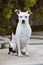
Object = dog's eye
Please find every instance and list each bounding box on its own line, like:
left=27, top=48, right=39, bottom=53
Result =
left=20, top=16, right=22, bottom=18
left=25, top=16, right=27, bottom=18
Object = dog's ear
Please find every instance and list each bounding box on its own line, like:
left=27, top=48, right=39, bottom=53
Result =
left=15, top=9, right=21, bottom=15
left=27, top=11, right=33, bottom=15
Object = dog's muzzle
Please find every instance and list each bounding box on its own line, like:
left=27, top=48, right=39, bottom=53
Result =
left=22, top=20, right=25, bottom=24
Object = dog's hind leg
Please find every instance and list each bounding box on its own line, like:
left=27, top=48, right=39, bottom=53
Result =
left=8, top=45, right=13, bottom=55
left=8, top=45, right=17, bottom=55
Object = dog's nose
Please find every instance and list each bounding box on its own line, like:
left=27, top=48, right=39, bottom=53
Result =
left=22, top=20, right=25, bottom=24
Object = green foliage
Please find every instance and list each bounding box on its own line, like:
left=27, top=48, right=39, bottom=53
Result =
left=32, top=0, right=43, bottom=24
left=2, top=3, right=14, bottom=19
left=0, top=27, right=6, bottom=35
left=0, top=0, right=43, bottom=35
left=24, top=0, right=36, bottom=10
left=1, top=0, right=36, bottom=20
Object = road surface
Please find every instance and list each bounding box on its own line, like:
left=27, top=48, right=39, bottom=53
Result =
left=0, top=36, right=43, bottom=65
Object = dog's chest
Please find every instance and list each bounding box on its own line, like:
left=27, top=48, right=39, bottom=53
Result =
left=16, top=24, right=31, bottom=43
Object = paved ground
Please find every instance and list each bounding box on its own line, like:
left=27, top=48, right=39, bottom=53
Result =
left=0, top=36, right=43, bottom=65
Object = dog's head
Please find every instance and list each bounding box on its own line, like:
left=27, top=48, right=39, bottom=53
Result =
left=15, top=9, right=33, bottom=25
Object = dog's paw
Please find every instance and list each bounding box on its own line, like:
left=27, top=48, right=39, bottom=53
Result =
left=18, top=53, right=23, bottom=57
left=12, top=53, right=18, bottom=56
left=25, top=53, right=29, bottom=57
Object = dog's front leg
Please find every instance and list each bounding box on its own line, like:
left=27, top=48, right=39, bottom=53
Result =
left=25, top=40, right=30, bottom=56
left=16, top=38, right=23, bottom=57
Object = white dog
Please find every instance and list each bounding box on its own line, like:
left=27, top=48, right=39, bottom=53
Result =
left=8, top=9, right=32, bottom=57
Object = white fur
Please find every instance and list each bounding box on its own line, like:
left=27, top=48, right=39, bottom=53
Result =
left=10, top=33, right=16, bottom=50
left=10, top=9, right=32, bottom=57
